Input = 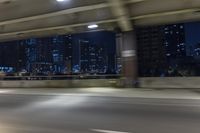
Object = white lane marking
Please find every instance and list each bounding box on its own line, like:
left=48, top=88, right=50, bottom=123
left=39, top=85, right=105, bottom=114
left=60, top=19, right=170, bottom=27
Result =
left=91, top=129, right=131, bottom=133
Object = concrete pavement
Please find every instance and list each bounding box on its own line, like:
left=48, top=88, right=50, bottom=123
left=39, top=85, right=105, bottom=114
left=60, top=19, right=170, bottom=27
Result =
left=0, top=87, right=200, bottom=99
left=0, top=88, right=200, bottom=133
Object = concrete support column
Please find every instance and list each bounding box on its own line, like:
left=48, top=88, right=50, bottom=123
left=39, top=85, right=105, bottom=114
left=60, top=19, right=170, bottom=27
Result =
left=121, top=31, right=138, bottom=88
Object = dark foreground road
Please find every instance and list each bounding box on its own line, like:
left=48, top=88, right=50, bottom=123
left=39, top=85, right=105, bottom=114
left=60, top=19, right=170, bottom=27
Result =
left=0, top=93, right=200, bottom=133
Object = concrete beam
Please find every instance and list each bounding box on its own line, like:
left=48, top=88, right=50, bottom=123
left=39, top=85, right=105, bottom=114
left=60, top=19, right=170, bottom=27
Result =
left=132, top=8, right=199, bottom=20
left=1, top=0, right=200, bottom=40
left=108, top=0, right=133, bottom=31
left=126, top=0, right=146, bottom=4
left=0, top=7, right=199, bottom=39
left=0, top=0, right=15, bottom=3
left=0, top=19, right=117, bottom=41
left=0, top=8, right=198, bottom=40
left=0, top=3, right=109, bottom=26
left=132, top=8, right=200, bottom=25
left=129, top=0, right=200, bottom=16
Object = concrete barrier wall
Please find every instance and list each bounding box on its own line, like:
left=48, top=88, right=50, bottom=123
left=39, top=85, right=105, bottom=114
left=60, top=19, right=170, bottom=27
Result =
left=140, top=77, right=200, bottom=89
left=0, top=79, right=118, bottom=88
left=1, top=77, right=200, bottom=88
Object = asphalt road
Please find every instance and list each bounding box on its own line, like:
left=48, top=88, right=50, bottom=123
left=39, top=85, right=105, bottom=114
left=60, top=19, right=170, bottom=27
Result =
left=0, top=93, right=200, bottom=133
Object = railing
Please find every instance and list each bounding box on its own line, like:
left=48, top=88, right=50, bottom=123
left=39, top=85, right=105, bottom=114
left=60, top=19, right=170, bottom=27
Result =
left=0, top=75, right=121, bottom=81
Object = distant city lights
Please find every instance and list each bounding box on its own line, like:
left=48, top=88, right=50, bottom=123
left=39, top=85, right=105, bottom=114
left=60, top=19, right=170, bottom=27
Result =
left=88, top=24, right=98, bottom=29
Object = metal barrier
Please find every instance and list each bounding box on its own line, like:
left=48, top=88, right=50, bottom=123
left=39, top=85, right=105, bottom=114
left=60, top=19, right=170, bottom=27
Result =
left=0, top=75, right=121, bottom=81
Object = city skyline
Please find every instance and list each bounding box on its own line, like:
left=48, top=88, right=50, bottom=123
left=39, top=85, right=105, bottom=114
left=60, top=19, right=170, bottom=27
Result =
left=1, top=22, right=200, bottom=76
left=0, top=31, right=116, bottom=75
left=136, top=22, right=200, bottom=77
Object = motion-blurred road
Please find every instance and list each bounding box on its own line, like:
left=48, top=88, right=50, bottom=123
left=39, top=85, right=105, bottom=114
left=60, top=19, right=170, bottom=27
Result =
left=0, top=92, right=200, bottom=133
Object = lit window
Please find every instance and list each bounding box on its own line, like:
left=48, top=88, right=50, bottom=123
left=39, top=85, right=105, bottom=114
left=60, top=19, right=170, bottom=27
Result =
left=180, top=25, right=184, bottom=29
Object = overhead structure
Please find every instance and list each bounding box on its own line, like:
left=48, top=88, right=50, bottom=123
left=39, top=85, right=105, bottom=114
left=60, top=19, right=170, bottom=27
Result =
left=108, top=0, right=133, bottom=31
left=0, top=0, right=200, bottom=41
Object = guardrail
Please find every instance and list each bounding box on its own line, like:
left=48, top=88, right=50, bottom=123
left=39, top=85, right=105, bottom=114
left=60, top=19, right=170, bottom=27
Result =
left=0, top=75, right=121, bottom=80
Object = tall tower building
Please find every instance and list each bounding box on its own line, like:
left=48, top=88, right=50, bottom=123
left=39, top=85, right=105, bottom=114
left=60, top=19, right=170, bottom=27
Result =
left=25, top=38, right=52, bottom=75
left=164, top=24, right=186, bottom=60
left=79, top=39, right=107, bottom=74
left=136, top=26, right=166, bottom=76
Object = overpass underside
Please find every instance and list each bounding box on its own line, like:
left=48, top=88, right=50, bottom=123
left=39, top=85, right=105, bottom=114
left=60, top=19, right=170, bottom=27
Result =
left=0, top=0, right=200, bottom=87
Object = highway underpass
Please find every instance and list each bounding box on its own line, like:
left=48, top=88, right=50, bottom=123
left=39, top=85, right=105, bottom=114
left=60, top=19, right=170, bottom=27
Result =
left=0, top=1, right=200, bottom=132
left=1, top=0, right=200, bottom=87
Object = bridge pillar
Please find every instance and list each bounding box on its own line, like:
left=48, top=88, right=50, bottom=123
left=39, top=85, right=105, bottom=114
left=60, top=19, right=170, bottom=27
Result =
left=121, top=31, right=138, bottom=88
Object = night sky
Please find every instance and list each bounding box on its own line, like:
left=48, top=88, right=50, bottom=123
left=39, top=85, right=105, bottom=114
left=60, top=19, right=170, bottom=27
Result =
left=75, top=31, right=116, bottom=54
left=185, top=22, right=200, bottom=46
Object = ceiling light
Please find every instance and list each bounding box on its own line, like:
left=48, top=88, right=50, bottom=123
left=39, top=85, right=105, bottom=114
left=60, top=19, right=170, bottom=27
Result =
left=56, top=0, right=67, bottom=2
left=88, top=24, right=99, bottom=29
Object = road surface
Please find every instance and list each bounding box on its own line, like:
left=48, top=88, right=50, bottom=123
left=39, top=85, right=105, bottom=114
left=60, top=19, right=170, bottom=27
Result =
left=0, top=93, right=200, bottom=133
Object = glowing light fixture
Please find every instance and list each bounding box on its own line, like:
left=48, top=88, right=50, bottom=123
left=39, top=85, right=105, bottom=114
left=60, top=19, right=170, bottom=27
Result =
left=57, top=0, right=66, bottom=2
left=88, top=24, right=99, bottom=29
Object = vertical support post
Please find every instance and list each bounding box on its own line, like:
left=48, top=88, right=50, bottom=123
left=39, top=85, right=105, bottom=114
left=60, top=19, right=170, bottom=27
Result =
left=121, top=31, right=138, bottom=88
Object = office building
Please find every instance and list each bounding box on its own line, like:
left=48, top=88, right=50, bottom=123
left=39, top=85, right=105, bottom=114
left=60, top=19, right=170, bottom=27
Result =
left=79, top=39, right=107, bottom=74
left=25, top=35, right=73, bottom=75
left=51, top=35, right=72, bottom=74
left=136, top=26, right=166, bottom=76
left=164, top=24, right=186, bottom=59
left=136, top=23, right=186, bottom=76
left=25, top=38, right=52, bottom=75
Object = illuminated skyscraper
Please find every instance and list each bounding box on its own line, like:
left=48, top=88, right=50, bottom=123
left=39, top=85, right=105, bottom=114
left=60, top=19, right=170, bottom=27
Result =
left=164, top=24, right=186, bottom=59
left=25, top=38, right=52, bottom=75
left=52, top=35, right=72, bottom=74
left=136, top=23, right=186, bottom=76
left=79, top=39, right=107, bottom=74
